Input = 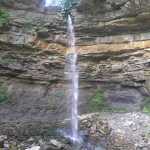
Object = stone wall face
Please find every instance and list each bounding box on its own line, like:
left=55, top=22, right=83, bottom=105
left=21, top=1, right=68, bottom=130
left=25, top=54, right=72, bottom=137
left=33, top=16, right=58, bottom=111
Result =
left=0, top=0, right=150, bottom=136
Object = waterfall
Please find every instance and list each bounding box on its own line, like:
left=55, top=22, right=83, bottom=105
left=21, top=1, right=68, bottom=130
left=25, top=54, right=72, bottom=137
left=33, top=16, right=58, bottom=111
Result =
left=65, top=15, right=79, bottom=143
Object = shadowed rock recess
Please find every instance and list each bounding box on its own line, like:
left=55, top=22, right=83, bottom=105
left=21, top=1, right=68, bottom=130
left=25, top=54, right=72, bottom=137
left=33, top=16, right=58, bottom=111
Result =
left=0, top=0, right=150, bottom=149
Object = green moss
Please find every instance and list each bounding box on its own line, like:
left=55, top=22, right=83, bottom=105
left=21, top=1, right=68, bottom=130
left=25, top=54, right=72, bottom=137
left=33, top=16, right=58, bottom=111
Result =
left=143, top=106, right=150, bottom=113
left=0, top=9, right=9, bottom=27
left=54, top=91, right=64, bottom=97
left=105, top=107, right=128, bottom=113
left=143, top=126, right=150, bottom=139
left=143, top=97, right=150, bottom=114
left=48, top=79, right=59, bottom=84
left=0, top=57, right=17, bottom=65
left=44, top=127, right=58, bottom=137
left=89, top=90, right=128, bottom=113
left=0, top=84, right=9, bottom=103
left=89, top=90, right=107, bottom=112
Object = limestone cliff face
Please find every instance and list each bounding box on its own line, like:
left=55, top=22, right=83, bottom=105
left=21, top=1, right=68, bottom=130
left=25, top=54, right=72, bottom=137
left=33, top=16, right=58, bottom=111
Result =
left=0, top=0, right=150, bottom=136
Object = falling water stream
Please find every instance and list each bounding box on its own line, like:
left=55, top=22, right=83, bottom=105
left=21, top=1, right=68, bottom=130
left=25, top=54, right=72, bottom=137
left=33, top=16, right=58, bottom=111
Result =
left=66, top=15, right=79, bottom=143
left=44, top=0, right=80, bottom=144
left=62, top=14, right=105, bottom=150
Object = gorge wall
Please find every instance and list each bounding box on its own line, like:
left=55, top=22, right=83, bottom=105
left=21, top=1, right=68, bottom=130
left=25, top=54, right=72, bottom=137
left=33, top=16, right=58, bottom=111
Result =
left=0, top=0, right=150, bottom=136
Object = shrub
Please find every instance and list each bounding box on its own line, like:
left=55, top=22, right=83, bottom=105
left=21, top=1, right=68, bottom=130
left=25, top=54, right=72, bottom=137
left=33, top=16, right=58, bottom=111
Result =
left=0, top=9, right=9, bottom=27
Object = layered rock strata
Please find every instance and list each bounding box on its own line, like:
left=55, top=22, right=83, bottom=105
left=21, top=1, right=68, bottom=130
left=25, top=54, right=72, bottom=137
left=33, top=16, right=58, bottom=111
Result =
left=0, top=0, right=150, bottom=136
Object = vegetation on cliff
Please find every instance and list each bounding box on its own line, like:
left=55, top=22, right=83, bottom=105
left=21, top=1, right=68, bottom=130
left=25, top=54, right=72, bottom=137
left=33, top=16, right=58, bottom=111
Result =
left=89, top=90, right=107, bottom=112
left=143, top=97, right=150, bottom=114
left=0, top=84, right=8, bottom=103
left=0, top=9, right=9, bottom=27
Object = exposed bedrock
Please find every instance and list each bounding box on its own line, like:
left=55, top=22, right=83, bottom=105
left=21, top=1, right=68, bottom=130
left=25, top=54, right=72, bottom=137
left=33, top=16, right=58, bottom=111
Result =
left=0, top=0, right=150, bottom=137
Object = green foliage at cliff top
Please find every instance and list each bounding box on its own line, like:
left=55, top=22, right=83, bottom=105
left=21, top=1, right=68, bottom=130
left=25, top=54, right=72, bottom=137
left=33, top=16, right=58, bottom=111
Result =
left=62, top=0, right=79, bottom=17
left=63, top=0, right=78, bottom=10
left=0, top=9, right=9, bottom=27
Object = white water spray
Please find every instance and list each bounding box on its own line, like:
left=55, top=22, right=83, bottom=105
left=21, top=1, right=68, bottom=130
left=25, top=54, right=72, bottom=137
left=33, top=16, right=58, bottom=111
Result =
left=65, top=15, right=79, bottom=143
left=45, top=0, right=62, bottom=7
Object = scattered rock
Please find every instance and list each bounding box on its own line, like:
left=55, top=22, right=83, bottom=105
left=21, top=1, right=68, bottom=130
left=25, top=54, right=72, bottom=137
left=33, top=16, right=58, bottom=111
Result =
left=26, top=145, right=40, bottom=150
left=49, top=139, right=64, bottom=149
left=80, top=112, right=150, bottom=150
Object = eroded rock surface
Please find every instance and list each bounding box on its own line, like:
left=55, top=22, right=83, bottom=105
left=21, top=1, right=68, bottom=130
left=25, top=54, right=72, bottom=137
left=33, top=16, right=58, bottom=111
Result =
left=80, top=112, right=150, bottom=150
